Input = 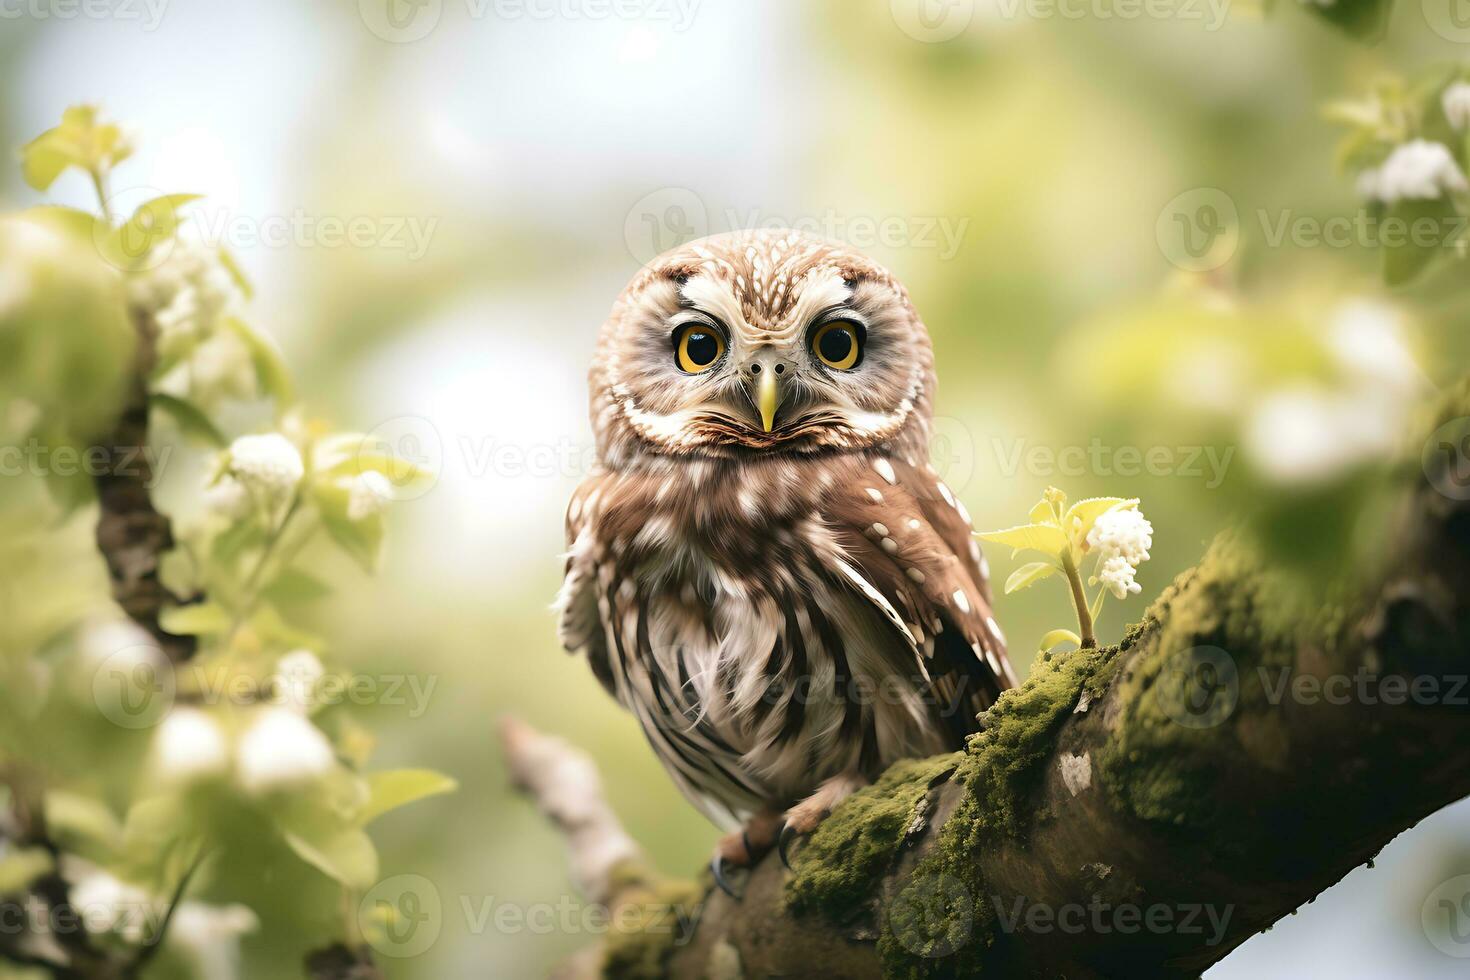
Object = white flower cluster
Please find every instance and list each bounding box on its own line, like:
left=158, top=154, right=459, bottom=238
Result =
left=271, top=648, right=325, bottom=712
left=1087, top=506, right=1153, bottom=600
left=69, top=865, right=256, bottom=975
left=150, top=700, right=336, bottom=796
left=235, top=707, right=335, bottom=794
left=346, top=470, right=394, bottom=521
left=1245, top=301, right=1427, bottom=485
left=130, top=239, right=256, bottom=405
left=211, top=433, right=303, bottom=519
left=1444, top=82, right=1470, bottom=131
left=1357, top=139, right=1469, bottom=203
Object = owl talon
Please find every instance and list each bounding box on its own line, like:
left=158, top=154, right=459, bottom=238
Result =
left=710, top=854, right=743, bottom=900
left=777, top=823, right=802, bottom=870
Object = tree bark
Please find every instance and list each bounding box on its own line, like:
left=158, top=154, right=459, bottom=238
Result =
left=509, top=378, right=1470, bottom=979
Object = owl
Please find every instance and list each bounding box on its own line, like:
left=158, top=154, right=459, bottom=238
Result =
left=557, top=229, right=1016, bottom=890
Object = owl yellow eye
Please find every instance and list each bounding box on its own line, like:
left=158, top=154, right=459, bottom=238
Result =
left=675, top=324, right=725, bottom=374
left=812, top=320, right=862, bottom=370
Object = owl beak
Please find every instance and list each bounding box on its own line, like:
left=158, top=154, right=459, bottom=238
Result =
left=757, top=369, right=779, bottom=433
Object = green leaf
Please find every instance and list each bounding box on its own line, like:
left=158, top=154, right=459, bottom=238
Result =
left=1064, top=497, right=1134, bottom=546
left=974, top=523, right=1069, bottom=558
left=1004, top=561, right=1058, bottom=595
left=322, top=511, right=384, bottom=574
left=315, top=433, right=435, bottom=489
left=282, top=825, right=379, bottom=891
left=119, top=793, right=189, bottom=876
left=20, top=105, right=133, bottom=191
left=159, top=601, right=232, bottom=636
left=43, top=791, right=122, bottom=863
left=0, top=847, right=53, bottom=894
left=1300, top=0, right=1392, bottom=43
left=1039, top=629, right=1082, bottom=653
left=149, top=393, right=227, bottom=447
left=360, top=770, right=458, bottom=826
left=20, top=205, right=106, bottom=243
left=224, top=317, right=294, bottom=405
left=1382, top=196, right=1459, bottom=287
left=107, top=194, right=201, bottom=270
left=217, top=245, right=254, bottom=300
left=262, top=567, right=334, bottom=605
left=212, top=520, right=266, bottom=564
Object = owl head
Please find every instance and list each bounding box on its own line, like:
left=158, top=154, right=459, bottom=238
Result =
left=589, top=229, right=936, bottom=467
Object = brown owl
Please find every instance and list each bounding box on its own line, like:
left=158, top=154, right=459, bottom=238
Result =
left=557, top=229, right=1016, bottom=890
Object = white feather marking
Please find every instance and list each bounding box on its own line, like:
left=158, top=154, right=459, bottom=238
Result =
left=953, top=590, right=970, bottom=614
left=865, top=488, right=884, bottom=504
left=833, top=559, right=916, bottom=648
left=873, top=458, right=897, bottom=485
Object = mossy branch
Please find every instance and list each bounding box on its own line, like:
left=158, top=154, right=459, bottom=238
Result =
left=514, top=378, right=1470, bottom=979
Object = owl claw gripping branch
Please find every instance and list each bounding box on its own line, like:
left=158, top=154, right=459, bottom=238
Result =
left=556, top=229, right=1017, bottom=889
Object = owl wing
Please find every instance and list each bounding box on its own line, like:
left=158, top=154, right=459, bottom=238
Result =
left=556, top=473, right=617, bottom=697
left=821, top=455, right=1017, bottom=747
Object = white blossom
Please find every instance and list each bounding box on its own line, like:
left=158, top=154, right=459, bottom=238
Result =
left=225, top=433, right=303, bottom=505
left=235, top=707, right=334, bottom=794
left=203, top=475, right=254, bottom=521
left=79, top=618, right=159, bottom=666
left=152, top=708, right=229, bottom=782
left=1087, top=507, right=1153, bottom=566
left=69, top=870, right=158, bottom=944
left=271, top=649, right=325, bottom=713
left=1246, top=384, right=1402, bottom=485
left=129, top=239, right=238, bottom=353
left=168, top=902, right=258, bottom=980
left=188, top=332, right=257, bottom=403
left=1362, top=140, right=1468, bottom=203
left=1444, top=82, right=1470, bottom=131
left=346, top=470, right=394, bottom=521
left=1086, top=505, right=1152, bottom=602
left=1096, top=556, right=1143, bottom=600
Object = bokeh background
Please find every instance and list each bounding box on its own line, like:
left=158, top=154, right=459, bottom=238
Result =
left=5, top=0, right=1470, bottom=975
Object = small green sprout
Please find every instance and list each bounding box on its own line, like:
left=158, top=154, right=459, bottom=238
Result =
left=977, top=487, right=1153, bottom=653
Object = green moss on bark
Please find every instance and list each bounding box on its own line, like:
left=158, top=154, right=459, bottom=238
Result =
left=877, top=642, right=1118, bottom=978
left=601, top=869, right=702, bottom=980
left=1097, top=535, right=1301, bottom=830
left=785, top=753, right=963, bottom=921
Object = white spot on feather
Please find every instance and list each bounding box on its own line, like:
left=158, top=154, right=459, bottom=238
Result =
left=873, top=458, right=897, bottom=485
left=865, top=488, right=883, bottom=504
left=906, top=567, right=926, bottom=584
left=952, top=590, right=970, bottom=614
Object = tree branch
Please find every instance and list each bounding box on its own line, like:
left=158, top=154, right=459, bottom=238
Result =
left=92, top=309, right=197, bottom=665
left=511, top=379, right=1470, bottom=978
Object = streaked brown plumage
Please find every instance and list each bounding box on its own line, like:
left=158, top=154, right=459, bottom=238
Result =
left=557, top=229, right=1015, bottom=868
